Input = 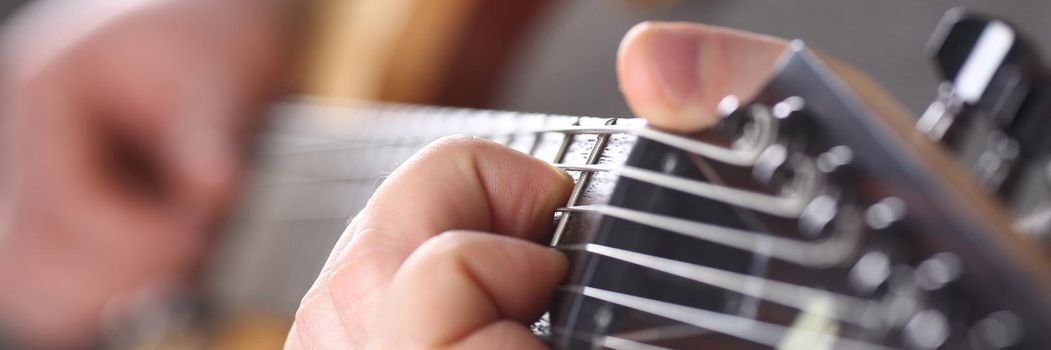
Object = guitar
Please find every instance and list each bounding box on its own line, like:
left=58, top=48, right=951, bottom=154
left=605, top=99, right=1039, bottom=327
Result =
left=212, top=9, right=1051, bottom=350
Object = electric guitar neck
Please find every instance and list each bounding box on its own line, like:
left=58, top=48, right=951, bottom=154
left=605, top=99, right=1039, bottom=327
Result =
left=217, top=9, right=1051, bottom=350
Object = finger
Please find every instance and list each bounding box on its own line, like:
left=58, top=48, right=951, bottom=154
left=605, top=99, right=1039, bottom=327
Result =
left=291, top=136, right=573, bottom=346
left=617, top=21, right=789, bottom=132
left=368, top=231, right=565, bottom=349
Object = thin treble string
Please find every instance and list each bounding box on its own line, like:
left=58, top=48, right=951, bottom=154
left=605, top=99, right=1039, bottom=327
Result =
left=553, top=163, right=810, bottom=218
left=265, top=130, right=806, bottom=217
left=559, top=285, right=898, bottom=350
left=558, top=243, right=879, bottom=328
left=685, top=153, right=779, bottom=242
left=262, top=138, right=440, bottom=157
left=549, top=327, right=671, bottom=350
left=557, top=204, right=862, bottom=268
left=270, top=106, right=762, bottom=167
left=548, top=326, right=675, bottom=350
left=609, top=324, right=713, bottom=344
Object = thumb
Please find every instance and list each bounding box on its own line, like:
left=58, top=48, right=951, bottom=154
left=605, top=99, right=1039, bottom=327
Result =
left=367, top=231, right=567, bottom=349
left=617, top=22, right=789, bottom=132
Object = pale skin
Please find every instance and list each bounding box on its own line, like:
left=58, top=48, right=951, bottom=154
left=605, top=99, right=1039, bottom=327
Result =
left=0, top=0, right=789, bottom=348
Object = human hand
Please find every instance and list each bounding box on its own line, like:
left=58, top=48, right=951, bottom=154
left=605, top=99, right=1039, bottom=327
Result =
left=0, top=0, right=291, bottom=347
left=286, top=22, right=789, bottom=349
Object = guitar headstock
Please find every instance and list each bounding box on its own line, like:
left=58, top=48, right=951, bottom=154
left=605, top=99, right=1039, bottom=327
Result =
left=921, top=9, right=1051, bottom=239
left=549, top=9, right=1051, bottom=350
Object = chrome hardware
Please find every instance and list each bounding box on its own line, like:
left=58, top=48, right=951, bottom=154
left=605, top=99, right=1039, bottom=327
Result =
left=918, top=83, right=967, bottom=141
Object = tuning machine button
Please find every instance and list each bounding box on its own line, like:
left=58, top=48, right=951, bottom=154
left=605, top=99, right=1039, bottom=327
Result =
left=753, top=143, right=794, bottom=191
left=794, top=146, right=860, bottom=238
left=816, top=145, right=857, bottom=195
left=926, top=10, right=1043, bottom=131
left=771, top=96, right=812, bottom=152
left=717, top=95, right=748, bottom=135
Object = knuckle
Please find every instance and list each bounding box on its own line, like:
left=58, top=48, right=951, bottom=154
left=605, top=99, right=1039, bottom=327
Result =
left=291, top=300, right=318, bottom=339
left=418, top=230, right=481, bottom=255
left=412, top=230, right=491, bottom=266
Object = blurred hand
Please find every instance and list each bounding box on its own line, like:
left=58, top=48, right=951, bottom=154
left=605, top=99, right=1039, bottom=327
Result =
left=0, top=0, right=290, bottom=347
left=286, top=22, right=788, bottom=349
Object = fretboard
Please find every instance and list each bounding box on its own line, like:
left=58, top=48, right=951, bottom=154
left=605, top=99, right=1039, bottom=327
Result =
left=206, top=101, right=647, bottom=315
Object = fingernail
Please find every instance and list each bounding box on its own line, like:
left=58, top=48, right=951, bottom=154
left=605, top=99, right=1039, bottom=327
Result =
left=646, top=25, right=703, bottom=104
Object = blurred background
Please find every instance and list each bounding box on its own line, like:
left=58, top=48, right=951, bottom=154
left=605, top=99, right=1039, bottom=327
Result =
left=3, top=0, right=1051, bottom=348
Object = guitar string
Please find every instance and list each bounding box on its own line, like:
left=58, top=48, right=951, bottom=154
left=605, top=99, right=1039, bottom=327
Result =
left=547, top=326, right=675, bottom=350
left=272, top=100, right=767, bottom=166
left=601, top=336, right=674, bottom=350
left=548, top=317, right=883, bottom=350
left=274, top=107, right=865, bottom=276
left=264, top=116, right=758, bottom=167
left=557, top=243, right=878, bottom=328
left=262, top=120, right=805, bottom=223
left=541, top=123, right=882, bottom=345
left=557, top=285, right=897, bottom=350
left=267, top=104, right=807, bottom=227
left=556, top=204, right=861, bottom=268
left=270, top=105, right=863, bottom=265
left=605, top=324, right=713, bottom=345
left=526, top=114, right=879, bottom=346
left=549, top=324, right=870, bottom=350
left=553, top=163, right=810, bottom=218
left=268, top=104, right=893, bottom=346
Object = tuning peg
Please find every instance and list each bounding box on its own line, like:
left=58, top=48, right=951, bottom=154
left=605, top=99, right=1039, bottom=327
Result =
left=752, top=143, right=794, bottom=191
left=716, top=95, right=746, bottom=131
left=915, top=252, right=963, bottom=291
left=904, top=309, right=951, bottom=349
left=849, top=250, right=892, bottom=295
left=816, top=145, right=855, bottom=187
left=927, top=9, right=1042, bottom=112
left=865, top=197, right=908, bottom=231
left=923, top=9, right=1051, bottom=148
left=771, top=96, right=809, bottom=146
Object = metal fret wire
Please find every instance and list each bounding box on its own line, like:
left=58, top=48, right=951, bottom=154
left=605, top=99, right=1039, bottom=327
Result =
left=551, top=119, right=618, bottom=245
left=270, top=102, right=877, bottom=347
left=549, top=117, right=586, bottom=246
